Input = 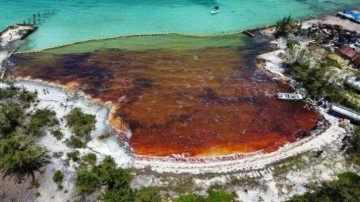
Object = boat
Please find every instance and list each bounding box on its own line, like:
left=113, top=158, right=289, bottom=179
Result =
left=211, top=6, right=220, bottom=14
left=337, top=10, right=360, bottom=23
left=276, top=92, right=303, bottom=100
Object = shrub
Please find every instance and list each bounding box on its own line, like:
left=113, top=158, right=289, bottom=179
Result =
left=67, top=151, right=80, bottom=162
left=75, top=156, right=133, bottom=199
left=18, top=88, right=37, bottom=105
left=26, top=109, right=59, bottom=136
left=0, top=103, right=24, bottom=138
left=65, top=108, right=96, bottom=137
left=82, top=153, right=97, bottom=165
left=174, top=189, right=234, bottom=202
left=207, top=189, right=235, bottom=202
left=65, top=136, right=85, bottom=148
left=289, top=172, right=360, bottom=201
left=51, top=130, right=64, bottom=140
left=102, top=188, right=134, bottom=202
left=75, top=165, right=101, bottom=194
left=174, top=194, right=205, bottom=202
left=53, top=170, right=64, bottom=183
left=349, top=127, right=360, bottom=165
left=134, top=187, right=161, bottom=202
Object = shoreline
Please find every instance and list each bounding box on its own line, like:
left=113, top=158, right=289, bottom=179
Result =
left=16, top=9, right=360, bottom=54
left=0, top=12, right=356, bottom=174
left=7, top=77, right=343, bottom=176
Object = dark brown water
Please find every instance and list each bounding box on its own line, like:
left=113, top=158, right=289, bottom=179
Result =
left=10, top=34, right=321, bottom=157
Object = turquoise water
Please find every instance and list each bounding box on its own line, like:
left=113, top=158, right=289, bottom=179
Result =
left=0, top=0, right=359, bottom=51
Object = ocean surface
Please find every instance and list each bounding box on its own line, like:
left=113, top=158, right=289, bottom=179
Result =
left=1, top=0, right=360, bottom=51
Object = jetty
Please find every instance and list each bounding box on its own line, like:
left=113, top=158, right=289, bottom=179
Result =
left=0, top=24, right=37, bottom=82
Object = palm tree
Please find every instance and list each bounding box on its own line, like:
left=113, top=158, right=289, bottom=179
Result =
left=0, top=137, right=50, bottom=183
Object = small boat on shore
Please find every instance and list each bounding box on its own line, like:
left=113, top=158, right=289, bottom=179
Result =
left=276, top=92, right=303, bottom=100
left=211, top=6, right=220, bottom=14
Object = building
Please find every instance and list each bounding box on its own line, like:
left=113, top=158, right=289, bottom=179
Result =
left=338, top=45, right=360, bottom=62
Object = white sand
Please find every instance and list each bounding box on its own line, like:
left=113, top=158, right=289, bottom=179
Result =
left=1, top=25, right=36, bottom=80
left=0, top=25, right=35, bottom=46
left=9, top=80, right=133, bottom=202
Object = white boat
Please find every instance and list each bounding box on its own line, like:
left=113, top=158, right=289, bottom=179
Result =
left=211, top=6, right=220, bottom=14
left=276, top=92, right=303, bottom=100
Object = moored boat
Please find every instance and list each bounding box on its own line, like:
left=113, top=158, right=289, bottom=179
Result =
left=276, top=92, right=304, bottom=100
left=211, top=6, right=220, bottom=14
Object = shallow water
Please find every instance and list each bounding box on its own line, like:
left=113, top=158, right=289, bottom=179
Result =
left=0, top=0, right=359, bottom=50
left=11, top=34, right=321, bottom=157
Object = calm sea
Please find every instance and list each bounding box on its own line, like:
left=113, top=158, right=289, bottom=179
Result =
left=0, top=0, right=359, bottom=50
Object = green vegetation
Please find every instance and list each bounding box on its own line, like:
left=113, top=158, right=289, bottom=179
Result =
left=0, top=86, right=36, bottom=105
left=349, top=127, right=360, bottom=165
left=51, top=129, right=64, bottom=140
left=174, top=194, right=205, bottom=202
left=293, top=62, right=360, bottom=111
left=65, top=135, right=85, bottom=148
left=75, top=156, right=135, bottom=201
left=286, top=39, right=299, bottom=50
left=82, top=153, right=97, bottom=165
left=26, top=109, right=59, bottom=136
left=65, top=107, right=96, bottom=138
left=67, top=151, right=80, bottom=162
left=286, top=44, right=360, bottom=111
left=0, top=137, right=50, bottom=182
left=134, top=187, right=162, bottom=202
left=0, top=103, right=24, bottom=138
left=275, top=15, right=295, bottom=38
left=53, top=170, right=64, bottom=183
left=174, top=189, right=235, bottom=202
left=166, top=178, right=195, bottom=194
left=0, top=87, right=50, bottom=183
left=289, top=172, right=360, bottom=202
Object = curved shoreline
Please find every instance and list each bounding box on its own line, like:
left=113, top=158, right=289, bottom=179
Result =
left=12, top=76, right=341, bottom=175
left=133, top=114, right=343, bottom=174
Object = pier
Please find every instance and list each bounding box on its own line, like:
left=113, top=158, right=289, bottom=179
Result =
left=0, top=24, right=37, bottom=82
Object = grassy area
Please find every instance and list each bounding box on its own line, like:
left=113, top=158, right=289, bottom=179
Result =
left=289, top=172, right=360, bottom=202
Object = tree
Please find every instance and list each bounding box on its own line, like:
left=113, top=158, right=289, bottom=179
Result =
left=0, top=137, right=50, bottom=182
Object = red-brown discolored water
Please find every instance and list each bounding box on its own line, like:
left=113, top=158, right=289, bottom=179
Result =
left=10, top=35, right=321, bottom=157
